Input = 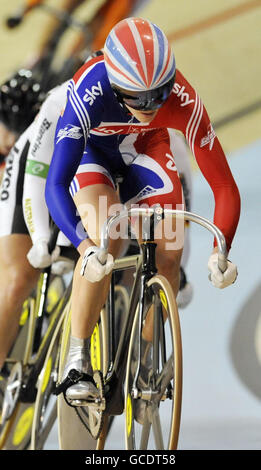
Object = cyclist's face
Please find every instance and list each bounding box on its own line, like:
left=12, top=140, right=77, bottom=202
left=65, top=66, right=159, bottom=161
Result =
left=125, top=105, right=159, bottom=123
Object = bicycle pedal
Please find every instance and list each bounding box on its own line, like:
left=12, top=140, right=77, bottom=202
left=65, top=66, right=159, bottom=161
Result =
left=92, top=370, right=106, bottom=411
left=66, top=396, right=105, bottom=410
left=66, top=398, right=92, bottom=407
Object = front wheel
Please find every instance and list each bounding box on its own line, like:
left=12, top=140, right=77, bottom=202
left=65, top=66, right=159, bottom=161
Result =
left=31, top=307, right=66, bottom=450
left=125, top=275, right=182, bottom=450
left=57, top=301, right=109, bottom=449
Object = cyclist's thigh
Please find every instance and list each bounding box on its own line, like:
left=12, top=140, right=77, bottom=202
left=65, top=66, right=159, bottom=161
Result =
left=0, top=235, right=36, bottom=278
left=71, top=144, right=123, bottom=246
left=0, top=133, right=37, bottom=275
left=119, top=129, right=185, bottom=250
left=0, top=139, right=30, bottom=240
left=119, top=129, right=184, bottom=208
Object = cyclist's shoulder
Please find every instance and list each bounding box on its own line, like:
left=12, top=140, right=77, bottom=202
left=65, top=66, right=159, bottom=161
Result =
left=171, top=69, right=197, bottom=103
left=72, top=55, right=108, bottom=92
left=43, top=80, right=69, bottom=111
left=8, top=120, right=35, bottom=156
left=162, top=68, right=198, bottom=120
left=68, top=55, right=113, bottom=119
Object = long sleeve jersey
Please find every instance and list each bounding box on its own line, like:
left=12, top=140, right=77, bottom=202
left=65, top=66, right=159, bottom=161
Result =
left=46, top=56, right=240, bottom=251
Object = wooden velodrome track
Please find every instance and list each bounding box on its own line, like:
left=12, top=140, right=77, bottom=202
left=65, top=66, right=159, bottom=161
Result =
left=0, top=0, right=260, bottom=157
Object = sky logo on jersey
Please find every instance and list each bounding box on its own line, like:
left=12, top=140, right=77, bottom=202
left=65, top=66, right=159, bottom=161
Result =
left=173, top=83, right=194, bottom=107
left=200, top=123, right=216, bottom=150
left=166, top=152, right=177, bottom=172
left=56, top=124, right=83, bottom=143
left=83, top=81, right=103, bottom=105
left=91, top=126, right=124, bottom=135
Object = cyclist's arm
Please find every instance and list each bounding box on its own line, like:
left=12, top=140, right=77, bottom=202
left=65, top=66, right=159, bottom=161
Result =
left=23, top=82, right=69, bottom=244
left=169, top=71, right=240, bottom=252
left=45, top=63, right=105, bottom=249
left=46, top=109, right=85, bottom=248
left=192, top=110, right=240, bottom=252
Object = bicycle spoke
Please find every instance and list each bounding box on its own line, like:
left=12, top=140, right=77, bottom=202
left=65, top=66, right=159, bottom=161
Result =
left=139, top=413, right=151, bottom=449
left=125, top=275, right=182, bottom=450
left=156, top=356, right=173, bottom=400
left=149, top=404, right=165, bottom=449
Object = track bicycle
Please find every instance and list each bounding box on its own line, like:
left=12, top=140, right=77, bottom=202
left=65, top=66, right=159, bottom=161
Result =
left=0, top=240, right=77, bottom=450
left=31, top=244, right=130, bottom=450
left=56, top=206, right=228, bottom=450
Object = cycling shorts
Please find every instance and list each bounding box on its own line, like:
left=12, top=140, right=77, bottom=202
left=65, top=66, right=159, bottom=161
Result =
left=0, top=132, right=30, bottom=237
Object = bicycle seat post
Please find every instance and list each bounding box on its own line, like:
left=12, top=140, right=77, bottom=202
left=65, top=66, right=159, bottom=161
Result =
left=140, top=206, right=164, bottom=277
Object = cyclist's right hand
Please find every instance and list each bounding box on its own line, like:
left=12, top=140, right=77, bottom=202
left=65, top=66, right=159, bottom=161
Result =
left=208, top=252, right=238, bottom=289
left=80, top=245, right=114, bottom=283
left=27, top=238, right=60, bottom=269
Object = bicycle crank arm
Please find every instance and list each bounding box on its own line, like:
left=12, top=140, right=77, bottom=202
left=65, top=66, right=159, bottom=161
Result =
left=68, top=397, right=106, bottom=410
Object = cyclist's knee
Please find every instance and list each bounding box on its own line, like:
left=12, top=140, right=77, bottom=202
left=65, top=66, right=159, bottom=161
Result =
left=0, top=264, right=39, bottom=299
left=156, top=247, right=182, bottom=274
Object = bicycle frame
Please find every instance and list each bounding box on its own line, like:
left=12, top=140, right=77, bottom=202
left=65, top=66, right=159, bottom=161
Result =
left=1, top=247, right=75, bottom=411
left=97, top=207, right=228, bottom=416
left=20, top=277, right=72, bottom=404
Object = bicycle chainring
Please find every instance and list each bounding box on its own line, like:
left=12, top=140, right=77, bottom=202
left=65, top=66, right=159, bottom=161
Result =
left=1, top=362, right=23, bottom=423
left=87, top=370, right=105, bottom=440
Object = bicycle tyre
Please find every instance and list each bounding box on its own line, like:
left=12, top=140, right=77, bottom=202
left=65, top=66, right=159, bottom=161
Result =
left=0, top=298, right=35, bottom=450
left=57, top=301, right=109, bottom=449
left=30, top=305, right=66, bottom=449
left=125, top=274, right=182, bottom=450
left=0, top=275, right=66, bottom=450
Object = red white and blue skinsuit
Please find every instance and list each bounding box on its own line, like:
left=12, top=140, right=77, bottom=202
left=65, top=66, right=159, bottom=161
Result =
left=46, top=56, right=240, bottom=250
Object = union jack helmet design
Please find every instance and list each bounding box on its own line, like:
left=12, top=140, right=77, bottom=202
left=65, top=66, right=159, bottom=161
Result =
left=104, top=17, right=175, bottom=92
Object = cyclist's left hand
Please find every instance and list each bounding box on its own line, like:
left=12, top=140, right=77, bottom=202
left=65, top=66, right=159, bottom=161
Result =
left=208, top=252, right=238, bottom=289
left=27, top=238, right=60, bottom=269
left=80, top=245, right=114, bottom=282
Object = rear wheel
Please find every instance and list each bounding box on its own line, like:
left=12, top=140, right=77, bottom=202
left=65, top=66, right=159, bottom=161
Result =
left=0, top=298, right=35, bottom=450
left=125, top=275, right=182, bottom=450
left=0, top=274, right=66, bottom=450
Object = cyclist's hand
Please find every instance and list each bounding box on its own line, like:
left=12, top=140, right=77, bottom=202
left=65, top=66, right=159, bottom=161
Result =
left=80, top=246, right=114, bottom=283
left=208, top=252, right=238, bottom=289
left=51, top=257, right=75, bottom=275
left=27, top=238, right=60, bottom=269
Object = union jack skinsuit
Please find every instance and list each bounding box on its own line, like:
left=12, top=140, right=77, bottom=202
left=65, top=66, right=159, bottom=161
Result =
left=46, top=53, right=240, bottom=250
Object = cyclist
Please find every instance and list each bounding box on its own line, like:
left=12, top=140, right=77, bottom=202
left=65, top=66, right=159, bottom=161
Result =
left=45, top=18, right=240, bottom=403
left=0, top=69, right=45, bottom=180
left=0, top=66, right=192, bottom=372
left=0, top=75, right=64, bottom=371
